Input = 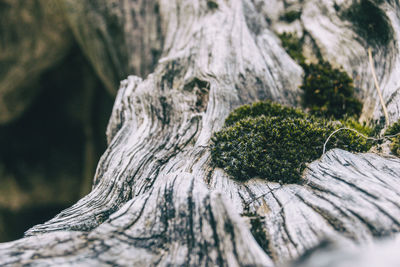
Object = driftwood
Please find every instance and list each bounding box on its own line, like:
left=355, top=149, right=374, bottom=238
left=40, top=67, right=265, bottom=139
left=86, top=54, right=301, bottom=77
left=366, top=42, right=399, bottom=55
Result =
left=1, top=0, right=400, bottom=266
left=287, top=234, right=400, bottom=267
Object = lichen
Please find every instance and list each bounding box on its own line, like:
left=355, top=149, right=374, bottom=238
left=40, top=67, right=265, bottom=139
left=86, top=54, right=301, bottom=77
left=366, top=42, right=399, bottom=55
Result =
left=211, top=101, right=372, bottom=184
left=385, top=121, right=400, bottom=156
left=301, top=60, right=363, bottom=120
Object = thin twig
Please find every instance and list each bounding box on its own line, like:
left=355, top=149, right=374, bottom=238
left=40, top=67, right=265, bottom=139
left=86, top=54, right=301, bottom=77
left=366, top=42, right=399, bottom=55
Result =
left=322, top=127, right=400, bottom=154
left=368, top=47, right=389, bottom=127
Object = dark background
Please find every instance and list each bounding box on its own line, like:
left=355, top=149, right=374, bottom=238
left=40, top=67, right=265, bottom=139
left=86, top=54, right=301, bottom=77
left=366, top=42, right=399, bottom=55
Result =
left=0, top=45, right=114, bottom=242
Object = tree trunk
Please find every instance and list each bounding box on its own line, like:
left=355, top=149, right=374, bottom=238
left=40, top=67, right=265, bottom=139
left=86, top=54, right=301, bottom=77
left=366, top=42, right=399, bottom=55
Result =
left=1, top=0, right=400, bottom=266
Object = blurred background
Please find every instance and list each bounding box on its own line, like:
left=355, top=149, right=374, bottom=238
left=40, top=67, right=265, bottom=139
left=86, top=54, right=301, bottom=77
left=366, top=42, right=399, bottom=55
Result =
left=0, top=1, right=115, bottom=242
left=1, top=0, right=163, bottom=241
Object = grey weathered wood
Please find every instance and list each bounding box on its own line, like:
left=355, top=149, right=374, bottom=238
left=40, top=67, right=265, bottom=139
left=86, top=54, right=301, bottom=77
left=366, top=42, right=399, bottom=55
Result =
left=286, top=234, right=400, bottom=267
left=267, top=0, right=400, bottom=123
left=62, top=0, right=164, bottom=94
left=1, top=0, right=400, bottom=266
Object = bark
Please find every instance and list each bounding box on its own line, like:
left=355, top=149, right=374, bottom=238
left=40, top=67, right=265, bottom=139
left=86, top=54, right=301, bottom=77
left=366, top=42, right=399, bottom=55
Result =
left=1, top=0, right=400, bottom=266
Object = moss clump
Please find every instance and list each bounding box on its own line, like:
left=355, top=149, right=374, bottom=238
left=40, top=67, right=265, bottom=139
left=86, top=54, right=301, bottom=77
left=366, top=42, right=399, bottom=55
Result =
left=385, top=121, right=400, bottom=156
left=278, top=32, right=363, bottom=120
left=207, top=0, right=218, bottom=10
left=301, top=60, right=362, bottom=120
left=343, top=0, right=392, bottom=46
left=211, top=101, right=372, bottom=183
left=242, top=212, right=271, bottom=255
left=278, top=32, right=362, bottom=120
left=280, top=10, right=301, bottom=23
left=278, top=32, right=305, bottom=64
left=224, top=101, right=305, bottom=126
left=341, top=117, right=376, bottom=137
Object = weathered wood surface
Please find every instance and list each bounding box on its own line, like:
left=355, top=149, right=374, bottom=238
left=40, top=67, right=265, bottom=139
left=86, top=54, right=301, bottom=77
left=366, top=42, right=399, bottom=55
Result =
left=1, top=0, right=400, bottom=266
left=287, top=234, right=400, bottom=267
left=62, top=0, right=164, bottom=94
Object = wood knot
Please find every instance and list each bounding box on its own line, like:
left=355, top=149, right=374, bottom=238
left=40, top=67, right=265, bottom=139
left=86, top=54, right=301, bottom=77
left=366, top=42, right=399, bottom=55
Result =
left=184, top=78, right=210, bottom=112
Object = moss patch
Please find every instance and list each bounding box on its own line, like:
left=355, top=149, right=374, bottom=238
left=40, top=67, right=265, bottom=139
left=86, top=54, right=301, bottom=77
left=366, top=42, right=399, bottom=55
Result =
left=343, top=0, right=392, bottom=46
left=278, top=32, right=305, bottom=64
left=301, top=60, right=362, bottom=120
left=207, top=0, right=218, bottom=10
left=224, top=101, right=305, bottom=126
left=341, top=117, right=376, bottom=137
left=280, top=10, right=301, bottom=23
left=211, top=101, right=372, bottom=183
left=385, top=121, right=400, bottom=156
left=278, top=32, right=363, bottom=120
left=242, top=212, right=271, bottom=256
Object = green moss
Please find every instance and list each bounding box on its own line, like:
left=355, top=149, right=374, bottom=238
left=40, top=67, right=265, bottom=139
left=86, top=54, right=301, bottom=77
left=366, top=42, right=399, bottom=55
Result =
left=211, top=101, right=372, bottom=184
left=301, top=60, right=362, bottom=120
left=280, top=10, right=301, bottom=23
left=278, top=32, right=362, bottom=120
left=242, top=212, right=271, bottom=255
left=278, top=33, right=363, bottom=120
left=224, top=100, right=305, bottom=126
left=343, top=0, right=392, bottom=46
left=341, top=117, right=375, bottom=137
left=278, top=32, right=305, bottom=64
left=386, top=121, right=400, bottom=135
left=385, top=121, right=400, bottom=156
left=207, top=0, right=218, bottom=10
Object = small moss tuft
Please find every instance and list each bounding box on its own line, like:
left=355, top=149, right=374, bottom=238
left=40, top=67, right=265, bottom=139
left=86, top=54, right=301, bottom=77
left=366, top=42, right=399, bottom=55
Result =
left=278, top=32, right=362, bottom=120
left=207, top=0, right=218, bottom=10
left=211, top=101, right=372, bottom=183
left=385, top=121, right=400, bottom=156
left=280, top=10, right=301, bottom=23
left=242, top=212, right=271, bottom=255
left=278, top=32, right=305, bottom=64
left=343, top=0, right=392, bottom=46
left=301, top=60, right=362, bottom=120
